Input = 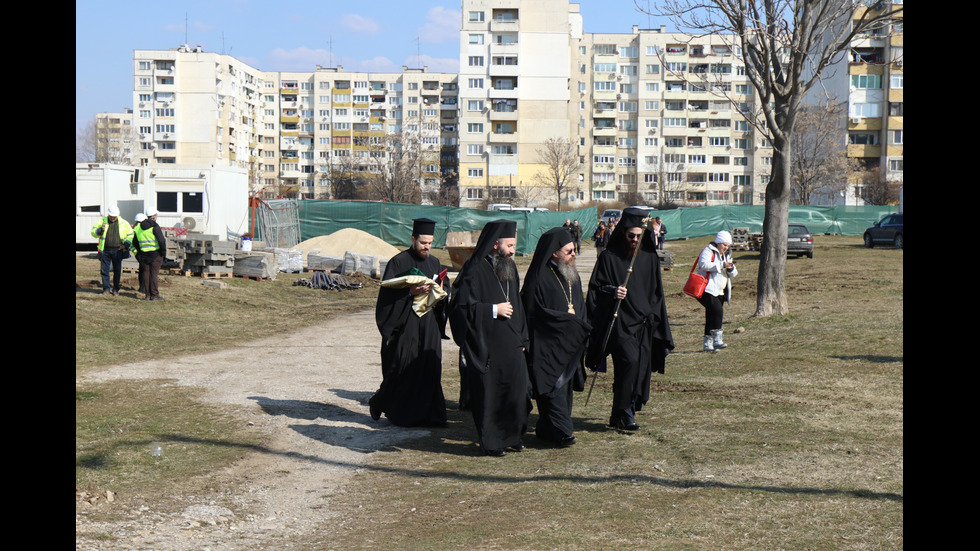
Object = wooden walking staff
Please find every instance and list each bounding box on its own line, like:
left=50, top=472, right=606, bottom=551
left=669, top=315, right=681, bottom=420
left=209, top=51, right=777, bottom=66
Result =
left=584, top=216, right=653, bottom=406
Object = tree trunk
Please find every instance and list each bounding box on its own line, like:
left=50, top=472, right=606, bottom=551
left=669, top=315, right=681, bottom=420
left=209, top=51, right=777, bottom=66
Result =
left=755, top=137, right=791, bottom=317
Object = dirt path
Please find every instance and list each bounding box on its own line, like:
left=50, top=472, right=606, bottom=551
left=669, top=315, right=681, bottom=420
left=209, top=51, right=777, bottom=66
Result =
left=76, top=308, right=435, bottom=550
left=76, top=244, right=600, bottom=550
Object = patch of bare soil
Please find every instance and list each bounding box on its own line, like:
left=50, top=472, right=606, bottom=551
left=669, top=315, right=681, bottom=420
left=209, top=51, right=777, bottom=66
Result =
left=75, top=309, right=430, bottom=551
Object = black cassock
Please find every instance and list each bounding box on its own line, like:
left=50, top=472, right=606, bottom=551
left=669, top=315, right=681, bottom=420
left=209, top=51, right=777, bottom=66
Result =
left=586, top=233, right=674, bottom=420
left=522, top=260, right=591, bottom=444
left=450, top=255, right=530, bottom=452
left=371, top=248, right=448, bottom=427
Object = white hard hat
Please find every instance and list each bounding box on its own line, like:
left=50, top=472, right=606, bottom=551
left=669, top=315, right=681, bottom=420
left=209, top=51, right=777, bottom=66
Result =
left=146, top=208, right=159, bottom=217
left=135, top=213, right=147, bottom=222
left=107, top=206, right=120, bottom=217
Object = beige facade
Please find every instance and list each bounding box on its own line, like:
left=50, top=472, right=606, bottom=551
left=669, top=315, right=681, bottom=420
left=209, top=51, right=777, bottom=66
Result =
left=133, top=47, right=459, bottom=200
left=94, top=110, right=135, bottom=164
left=458, top=0, right=770, bottom=209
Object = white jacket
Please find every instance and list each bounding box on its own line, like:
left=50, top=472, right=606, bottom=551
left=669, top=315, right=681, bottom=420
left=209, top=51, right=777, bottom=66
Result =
left=696, top=243, right=737, bottom=301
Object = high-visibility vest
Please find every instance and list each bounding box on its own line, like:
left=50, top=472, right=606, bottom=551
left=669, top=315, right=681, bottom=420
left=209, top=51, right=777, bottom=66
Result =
left=134, top=224, right=160, bottom=253
left=91, top=217, right=134, bottom=252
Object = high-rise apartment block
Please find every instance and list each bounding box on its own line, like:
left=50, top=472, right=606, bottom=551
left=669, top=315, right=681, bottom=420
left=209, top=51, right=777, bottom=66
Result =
left=133, top=46, right=459, bottom=200
left=129, top=1, right=901, bottom=207
left=94, top=109, right=135, bottom=164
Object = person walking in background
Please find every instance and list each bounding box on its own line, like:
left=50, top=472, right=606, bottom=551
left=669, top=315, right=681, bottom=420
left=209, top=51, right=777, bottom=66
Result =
left=695, top=231, right=738, bottom=353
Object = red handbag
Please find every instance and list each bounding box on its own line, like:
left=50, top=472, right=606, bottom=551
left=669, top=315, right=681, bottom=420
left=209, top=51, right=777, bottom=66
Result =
left=683, top=252, right=712, bottom=299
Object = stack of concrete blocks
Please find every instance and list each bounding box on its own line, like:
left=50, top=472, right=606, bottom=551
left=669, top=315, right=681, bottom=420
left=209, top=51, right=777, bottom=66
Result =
left=306, top=250, right=344, bottom=273
left=270, top=248, right=303, bottom=273
left=233, top=250, right=278, bottom=280
left=731, top=227, right=752, bottom=251
left=180, top=234, right=236, bottom=276
left=343, top=251, right=386, bottom=279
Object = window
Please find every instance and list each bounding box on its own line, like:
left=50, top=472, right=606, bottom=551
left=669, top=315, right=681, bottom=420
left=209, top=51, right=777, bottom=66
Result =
left=594, top=63, right=616, bottom=73
left=645, top=64, right=659, bottom=74
left=708, top=137, right=730, bottom=147
left=851, top=74, right=882, bottom=89
left=888, top=158, right=903, bottom=171
left=595, top=81, right=616, bottom=91
left=468, top=33, right=484, bottom=44
left=891, top=129, right=903, bottom=145
left=467, top=123, right=484, bottom=133
left=467, top=144, right=484, bottom=155
left=891, top=74, right=904, bottom=89
left=467, top=100, right=485, bottom=111
left=468, top=56, right=485, bottom=67
left=468, top=11, right=484, bottom=22
left=467, top=168, right=484, bottom=178
left=848, top=132, right=879, bottom=145
left=493, top=145, right=516, bottom=155
left=852, top=103, right=882, bottom=118
left=469, top=78, right=484, bottom=89
left=467, top=188, right=484, bottom=199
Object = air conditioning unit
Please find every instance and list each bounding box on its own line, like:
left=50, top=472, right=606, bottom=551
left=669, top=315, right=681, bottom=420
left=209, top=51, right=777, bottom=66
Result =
left=850, top=117, right=862, bottom=124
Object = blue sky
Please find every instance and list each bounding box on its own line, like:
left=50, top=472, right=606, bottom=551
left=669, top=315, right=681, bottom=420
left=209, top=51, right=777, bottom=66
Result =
left=76, top=0, right=667, bottom=130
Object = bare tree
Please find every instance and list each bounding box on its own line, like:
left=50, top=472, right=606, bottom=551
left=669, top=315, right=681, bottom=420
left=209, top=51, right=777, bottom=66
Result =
left=646, top=151, right=688, bottom=209
left=534, top=137, right=584, bottom=212
left=76, top=118, right=136, bottom=164
left=858, top=163, right=900, bottom=206
left=790, top=98, right=857, bottom=205
left=644, top=0, right=903, bottom=316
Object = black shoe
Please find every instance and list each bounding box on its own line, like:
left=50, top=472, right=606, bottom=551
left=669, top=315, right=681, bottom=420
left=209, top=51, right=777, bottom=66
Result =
left=368, top=399, right=382, bottom=421
left=508, top=442, right=525, bottom=452
left=609, top=415, right=640, bottom=432
left=558, top=436, right=577, bottom=448
left=485, top=448, right=506, bottom=457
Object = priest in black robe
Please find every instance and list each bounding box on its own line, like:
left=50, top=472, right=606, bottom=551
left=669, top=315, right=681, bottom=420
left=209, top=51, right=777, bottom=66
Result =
left=521, top=227, right=591, bottom=448
left=586, top=207, right=674, bottom=431
left=369, top=218, right=449, bottom=427
left=449, top=219, right=530, bottom=456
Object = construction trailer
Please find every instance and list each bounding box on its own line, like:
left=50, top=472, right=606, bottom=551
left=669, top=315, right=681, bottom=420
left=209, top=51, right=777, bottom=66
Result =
left=76, top=163, right=249, bottom=246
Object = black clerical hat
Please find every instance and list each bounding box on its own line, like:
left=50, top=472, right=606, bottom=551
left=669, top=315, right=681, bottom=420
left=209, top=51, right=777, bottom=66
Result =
left=412, top=218, right=436, bottom=236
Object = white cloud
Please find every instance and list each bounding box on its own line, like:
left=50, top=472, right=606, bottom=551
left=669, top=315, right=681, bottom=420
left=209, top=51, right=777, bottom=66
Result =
left=340, top=14, right=381, bottom=34
left=418, top=6, right=459, bottom=44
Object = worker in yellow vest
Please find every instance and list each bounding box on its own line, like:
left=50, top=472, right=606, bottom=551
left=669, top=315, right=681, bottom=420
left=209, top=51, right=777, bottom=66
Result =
left=132, top=208, right=168, bottom=301
left=91, top=205, right=134, bottom=296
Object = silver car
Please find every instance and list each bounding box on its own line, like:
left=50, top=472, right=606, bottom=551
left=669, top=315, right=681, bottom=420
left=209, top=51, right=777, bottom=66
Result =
left=787, top=223, right=814, bottom=258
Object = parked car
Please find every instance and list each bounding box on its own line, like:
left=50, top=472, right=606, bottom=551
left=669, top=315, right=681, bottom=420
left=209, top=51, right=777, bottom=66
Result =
left=599, top=209, right=622, bottom=225
left=787, top=223, right=814, bottom=258
left=863, top=213, right=903, bottom=249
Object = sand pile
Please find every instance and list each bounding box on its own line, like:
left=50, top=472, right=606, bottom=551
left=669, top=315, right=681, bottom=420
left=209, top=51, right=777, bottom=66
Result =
left=294, top=228, right=401, bottom=260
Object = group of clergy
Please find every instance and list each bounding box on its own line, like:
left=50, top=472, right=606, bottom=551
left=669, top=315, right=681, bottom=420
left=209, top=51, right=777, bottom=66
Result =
left=368, top=209, right=674, bottom=457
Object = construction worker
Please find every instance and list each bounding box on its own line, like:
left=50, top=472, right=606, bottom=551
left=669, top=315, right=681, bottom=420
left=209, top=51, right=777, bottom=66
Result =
left=133, top=208, right=167, bottom=301
left=91, top=205, right=134, bottom=296
left=132, top=213, right=147, bottom=294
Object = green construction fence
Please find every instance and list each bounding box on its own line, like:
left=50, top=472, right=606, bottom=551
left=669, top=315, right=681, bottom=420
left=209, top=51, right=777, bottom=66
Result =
left=295, top=200, right=898, bottom=255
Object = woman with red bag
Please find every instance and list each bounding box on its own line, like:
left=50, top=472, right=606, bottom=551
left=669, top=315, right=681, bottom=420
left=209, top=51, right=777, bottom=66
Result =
left=695, top=231, right=738, bottom=353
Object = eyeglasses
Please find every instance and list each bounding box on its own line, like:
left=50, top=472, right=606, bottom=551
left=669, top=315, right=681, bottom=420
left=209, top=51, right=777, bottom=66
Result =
left=627, top=232, right=643, bottom=240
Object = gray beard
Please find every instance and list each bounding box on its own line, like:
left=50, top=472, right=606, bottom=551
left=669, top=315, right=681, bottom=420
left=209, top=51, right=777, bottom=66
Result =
left=492, top=250, right=518, bottom=283
left=555, top=258, right=580, bottom=288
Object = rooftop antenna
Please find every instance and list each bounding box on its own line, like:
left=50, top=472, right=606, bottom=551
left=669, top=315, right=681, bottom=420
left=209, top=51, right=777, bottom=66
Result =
left=417, top=35, right=422, bottom=68
left=185, top=13, right=188, bottom=45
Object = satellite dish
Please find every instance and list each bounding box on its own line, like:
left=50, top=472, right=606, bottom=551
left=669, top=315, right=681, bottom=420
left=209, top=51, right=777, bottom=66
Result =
left=182, top=217, right=197, bottom=230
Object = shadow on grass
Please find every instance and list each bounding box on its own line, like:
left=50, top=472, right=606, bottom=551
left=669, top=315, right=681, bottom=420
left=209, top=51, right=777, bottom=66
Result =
left=834, top=355, right=903, bottom=363
left=231, top=393, right=904, bottom=503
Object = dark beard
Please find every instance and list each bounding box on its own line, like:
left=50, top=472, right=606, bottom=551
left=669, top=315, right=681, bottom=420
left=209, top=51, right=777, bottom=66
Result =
left=492, top=249, right=518, bottom=283
left=555, top=257, right=580, bottom=288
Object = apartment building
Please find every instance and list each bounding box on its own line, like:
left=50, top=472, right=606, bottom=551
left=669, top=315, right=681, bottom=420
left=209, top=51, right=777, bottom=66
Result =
left=94, top=109, right=135, bottom=164
left=133, top=47, right=459, bottom=200
left=458, top=0, right=581, bottom=208
left=457, top=0, right=769, bottom=209
left=846, top=2, right=903, bottom=200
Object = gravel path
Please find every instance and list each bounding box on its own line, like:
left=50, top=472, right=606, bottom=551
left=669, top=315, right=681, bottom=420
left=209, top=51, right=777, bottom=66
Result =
left=76, top=244, right=600, bottom=550
left=76, top=309, right=432, bottom=550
